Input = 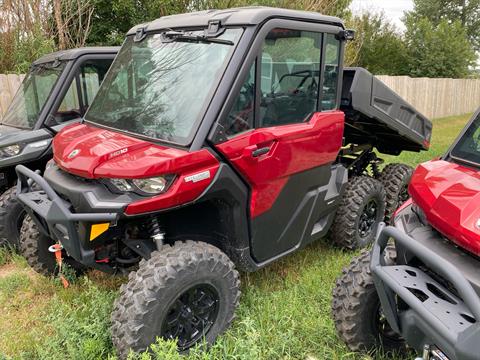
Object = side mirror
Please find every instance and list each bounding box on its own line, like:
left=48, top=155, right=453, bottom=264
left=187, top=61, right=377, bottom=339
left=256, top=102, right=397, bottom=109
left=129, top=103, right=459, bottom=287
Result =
left=338, top=29, right=355, bottom=41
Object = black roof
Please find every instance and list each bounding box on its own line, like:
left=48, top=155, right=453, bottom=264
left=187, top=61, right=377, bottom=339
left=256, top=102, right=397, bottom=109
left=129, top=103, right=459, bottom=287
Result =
left=127, top=6, right=344, bottom=35
left=33, top=47, right=120, bottom=65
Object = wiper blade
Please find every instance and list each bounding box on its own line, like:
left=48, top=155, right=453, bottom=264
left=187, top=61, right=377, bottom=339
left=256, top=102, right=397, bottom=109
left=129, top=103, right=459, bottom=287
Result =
left=162, top=31, right=233, bottom=46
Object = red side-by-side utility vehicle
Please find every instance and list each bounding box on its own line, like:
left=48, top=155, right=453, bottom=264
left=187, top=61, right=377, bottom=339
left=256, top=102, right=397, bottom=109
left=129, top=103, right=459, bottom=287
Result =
left=333, top=108, right=480, bottom=360
left=15, top=7, right=431, bottom=357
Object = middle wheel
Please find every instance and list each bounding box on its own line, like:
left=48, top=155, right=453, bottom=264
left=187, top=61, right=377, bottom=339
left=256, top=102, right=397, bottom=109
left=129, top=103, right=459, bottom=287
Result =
left=330, top=176, right=386, bottom=250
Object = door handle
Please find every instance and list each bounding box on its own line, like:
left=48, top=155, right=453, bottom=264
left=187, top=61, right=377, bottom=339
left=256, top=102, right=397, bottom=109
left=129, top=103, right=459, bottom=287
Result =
left=252, top=147, right=270, bottom=157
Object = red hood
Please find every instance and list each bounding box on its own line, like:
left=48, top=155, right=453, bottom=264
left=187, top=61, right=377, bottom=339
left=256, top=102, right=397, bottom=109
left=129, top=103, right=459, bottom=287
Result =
left=409, top=160, right=480, bottom=255
left=53, top=123, right=216, bottom=179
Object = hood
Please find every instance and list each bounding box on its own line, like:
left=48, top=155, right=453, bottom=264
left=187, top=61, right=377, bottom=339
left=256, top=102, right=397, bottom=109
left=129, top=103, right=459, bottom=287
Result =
left=53, top=123, right=217, bottom=179
left=409, top=160, right=480, bottom=255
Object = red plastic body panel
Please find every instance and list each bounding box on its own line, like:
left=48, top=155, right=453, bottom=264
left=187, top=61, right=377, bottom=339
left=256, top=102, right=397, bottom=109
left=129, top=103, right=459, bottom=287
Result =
left=215, top=111, right=345, bottom=217
left=409, top=160, right=480, bottom=255
left=52, top=123, right=219, bottom=214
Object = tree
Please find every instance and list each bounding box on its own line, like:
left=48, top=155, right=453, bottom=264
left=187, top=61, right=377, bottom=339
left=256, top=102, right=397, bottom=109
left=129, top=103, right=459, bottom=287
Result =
left=406, top=0, right=480, bottom=51
left=403, top=17, right=476, bottom=78
left=346, top=12, right=408, bottom=75
left=86, top=0, right=352, bottom=45
left=50, top=0, right=94, bottom=50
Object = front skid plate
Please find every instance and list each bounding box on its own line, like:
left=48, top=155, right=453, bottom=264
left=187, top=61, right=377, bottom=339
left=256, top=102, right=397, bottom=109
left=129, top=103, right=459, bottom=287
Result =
left=380, top=264, right=474, bottom=335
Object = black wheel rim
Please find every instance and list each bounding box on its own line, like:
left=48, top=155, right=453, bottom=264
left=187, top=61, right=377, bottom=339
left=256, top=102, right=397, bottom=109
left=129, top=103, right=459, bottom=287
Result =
left=398, top=184, right=410, bottom=204
left=359, top=199, right=378, bottom=238
left=161, top=283, right=220, bottom=350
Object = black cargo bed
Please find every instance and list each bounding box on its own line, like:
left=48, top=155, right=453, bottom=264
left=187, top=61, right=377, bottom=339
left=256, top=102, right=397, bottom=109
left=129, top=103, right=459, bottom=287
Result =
left=340, top=67, right=432, bottom=155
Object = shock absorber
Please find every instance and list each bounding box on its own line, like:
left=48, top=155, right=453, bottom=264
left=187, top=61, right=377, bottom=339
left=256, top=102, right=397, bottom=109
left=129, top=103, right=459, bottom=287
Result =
left=149, top=217, right=165, bottom=250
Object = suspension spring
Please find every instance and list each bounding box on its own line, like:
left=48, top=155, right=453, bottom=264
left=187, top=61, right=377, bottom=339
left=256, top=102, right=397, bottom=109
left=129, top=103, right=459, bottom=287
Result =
left=149, top=217, right=165, bottom=250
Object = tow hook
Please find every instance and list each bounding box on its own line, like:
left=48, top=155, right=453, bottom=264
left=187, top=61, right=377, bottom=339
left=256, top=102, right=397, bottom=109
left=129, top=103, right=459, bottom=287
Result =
left=415, top=344, right=449, bottom=360
left=48, top=243, right=70, bottom=288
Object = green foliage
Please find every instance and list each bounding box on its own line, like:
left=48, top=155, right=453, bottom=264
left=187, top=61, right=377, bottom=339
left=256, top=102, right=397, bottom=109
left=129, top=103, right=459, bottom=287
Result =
left=0, top=273, right=30, bottom=298
left=87, top=0, right=352, bottom=46
left=404, top=17, right=477, bottom=78
left=349, top=12, right=409, bottom=75
left=35, top=278, right=116, bottom=360
left=0, top=26, right=56, bottom=74
left=407, top=0, right=480, bottom=51
left=0, top=248, right=9, bottom=266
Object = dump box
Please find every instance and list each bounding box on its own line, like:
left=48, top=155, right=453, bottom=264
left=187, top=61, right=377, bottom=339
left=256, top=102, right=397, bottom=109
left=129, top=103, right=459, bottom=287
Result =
left=341, top=67, right=432, bottom=155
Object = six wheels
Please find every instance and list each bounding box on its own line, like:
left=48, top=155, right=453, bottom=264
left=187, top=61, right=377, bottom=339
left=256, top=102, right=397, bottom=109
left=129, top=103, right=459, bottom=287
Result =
left=0, top=186, right=27, bottom=248
left=331, top=247, right=406, bottom=354
left=379, top=163, right=413, bottom=223
left=111, top=240, right=241, bottom=358
left=330, top=176, right=386, bottom=250
left=6, top=163, right=414, bottom=356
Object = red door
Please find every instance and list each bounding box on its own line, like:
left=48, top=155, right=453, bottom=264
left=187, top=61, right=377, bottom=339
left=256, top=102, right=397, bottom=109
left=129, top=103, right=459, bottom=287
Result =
left=216, top=111, right=344, bottom=261
left=214, top=27, right=345, bottom=261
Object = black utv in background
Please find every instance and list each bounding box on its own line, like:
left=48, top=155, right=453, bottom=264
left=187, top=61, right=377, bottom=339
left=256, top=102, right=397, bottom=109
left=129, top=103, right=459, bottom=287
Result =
left=0, top=47, right=118, bottom=248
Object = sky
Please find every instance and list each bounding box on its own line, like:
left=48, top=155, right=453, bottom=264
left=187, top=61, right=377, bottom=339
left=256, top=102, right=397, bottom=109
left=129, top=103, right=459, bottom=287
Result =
left=350, top=0, right=414, bottom=30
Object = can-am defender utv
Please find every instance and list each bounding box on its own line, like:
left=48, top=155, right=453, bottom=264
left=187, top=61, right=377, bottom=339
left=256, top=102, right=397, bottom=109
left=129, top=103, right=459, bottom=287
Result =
left=333, top=108, right=480, bottom=360
left=16, top=7, right=431, bottom=357
left=0, top=47, right=118, bottom=248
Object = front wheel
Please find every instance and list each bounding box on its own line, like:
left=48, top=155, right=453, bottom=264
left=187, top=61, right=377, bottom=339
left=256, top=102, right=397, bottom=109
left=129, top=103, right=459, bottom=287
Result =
left=19, top=215, right=84, bottom=276
left=0, top=186, right=27, bottom=248
left=332, top=248, right=406, bottom=354
left=330, top=176, right=386, bottom=250
left=111, top=241, right=241, bottom=358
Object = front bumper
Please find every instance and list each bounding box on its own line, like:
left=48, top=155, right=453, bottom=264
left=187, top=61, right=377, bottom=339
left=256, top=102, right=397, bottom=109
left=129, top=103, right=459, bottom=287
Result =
left=372, top=222, right=480, bottom=360
left=16, top=165, right=121, bottom=269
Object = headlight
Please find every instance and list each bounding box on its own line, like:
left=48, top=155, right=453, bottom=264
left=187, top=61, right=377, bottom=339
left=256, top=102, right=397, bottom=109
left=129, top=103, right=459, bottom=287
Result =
left=0, top=144, right=21, bottom=157
left=110, top=178, right=133, bottom=192
left=132, top=177, right=168, bottom=194
left=107, top=176, right=174, bottom=195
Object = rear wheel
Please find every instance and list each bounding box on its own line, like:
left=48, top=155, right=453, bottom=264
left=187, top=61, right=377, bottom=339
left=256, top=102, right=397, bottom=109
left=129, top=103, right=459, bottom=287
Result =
left=111, top=241, right=240, bottom=358
left=380, top=163, right=413, bottom=223
left=332, top=248, right=406, bottom=354
left=330, top=176, right=385, bottom=250
left=0, top=186, right=26, bottom=248
left=19, top=215, right=84, bottom=276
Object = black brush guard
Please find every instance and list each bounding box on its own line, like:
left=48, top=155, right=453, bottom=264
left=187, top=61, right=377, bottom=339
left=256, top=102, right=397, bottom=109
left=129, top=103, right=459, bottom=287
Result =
left=372, top=223, right=480, bottom=360
left=15, top=165, right=118, bottom=269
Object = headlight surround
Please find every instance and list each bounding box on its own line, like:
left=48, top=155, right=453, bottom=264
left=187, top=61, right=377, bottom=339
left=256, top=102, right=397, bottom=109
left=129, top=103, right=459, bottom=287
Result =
left=0, top=144, right=21, bottom=157
left=107, top=175, right=174, bottom=195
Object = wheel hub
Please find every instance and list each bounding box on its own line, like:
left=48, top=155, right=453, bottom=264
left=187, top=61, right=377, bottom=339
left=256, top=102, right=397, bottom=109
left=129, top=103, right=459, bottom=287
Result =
left=161, top=283, right=220, bottom=350
left=359, top=199, right=378, bottom=238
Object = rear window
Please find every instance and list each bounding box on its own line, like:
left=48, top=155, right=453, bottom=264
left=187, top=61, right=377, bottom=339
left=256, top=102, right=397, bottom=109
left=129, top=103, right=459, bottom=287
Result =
left=450, top=113, right=480, bottom=166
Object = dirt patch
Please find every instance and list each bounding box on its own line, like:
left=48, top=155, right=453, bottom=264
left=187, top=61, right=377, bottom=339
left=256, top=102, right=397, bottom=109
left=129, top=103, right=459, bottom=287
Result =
left=0, top=263, right=20, bottom=278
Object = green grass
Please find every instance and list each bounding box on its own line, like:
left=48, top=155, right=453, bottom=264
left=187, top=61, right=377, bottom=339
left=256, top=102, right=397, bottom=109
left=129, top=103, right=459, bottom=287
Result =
left=0, top=113, right=473, bottom=360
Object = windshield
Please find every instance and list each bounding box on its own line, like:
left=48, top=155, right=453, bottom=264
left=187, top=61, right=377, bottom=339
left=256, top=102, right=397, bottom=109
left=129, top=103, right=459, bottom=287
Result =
left=85, top=28, right=243, bottom=145
left=2, top=63, right=66, bottom=129
left=450, top=113, right=480, bottom=166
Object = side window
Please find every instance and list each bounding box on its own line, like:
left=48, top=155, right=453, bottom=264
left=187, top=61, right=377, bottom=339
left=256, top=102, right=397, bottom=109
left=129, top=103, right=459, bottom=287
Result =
left=223, top=62, right=255, bottom=137
left=259, top=29, right=321, bottom=127
left=56, top=78, right=81, bottom=120
left=56, top=60, right=112, bottom=123
left=80, top=60, right=112, bottom=109
left=321, top=34, right=341, bottom=111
